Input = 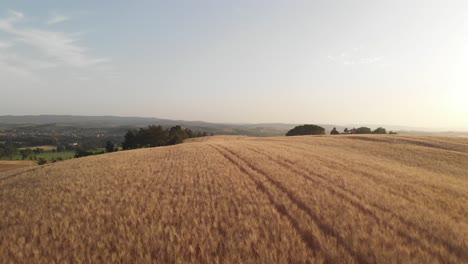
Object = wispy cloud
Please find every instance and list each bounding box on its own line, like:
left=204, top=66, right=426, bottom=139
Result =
left=0, top=9, right=23, bottom=29
left=0, top=9, right=110, bottom=80
left=0, top=52, right=43, bottom=80
left=0, top=41, right=13, bottom=49
left=46, top=13, right=70, bottom=25
left=328, top=48, right=383, bottom=66
left=7, top=9, right=23, bottom=20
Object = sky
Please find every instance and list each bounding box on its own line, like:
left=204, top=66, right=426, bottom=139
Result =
left=0, top=0, right=467, bottom=129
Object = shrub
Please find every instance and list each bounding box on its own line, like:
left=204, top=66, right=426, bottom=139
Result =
left=37, top=158, right=47, bottom=165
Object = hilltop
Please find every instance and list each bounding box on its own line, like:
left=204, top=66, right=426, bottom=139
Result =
left=1, top=135, right=467, bottom=263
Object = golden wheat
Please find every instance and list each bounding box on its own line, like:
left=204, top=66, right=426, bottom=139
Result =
left=0, top=160, right=37, bottom=173
left=0, top=135, right=467, bottom=263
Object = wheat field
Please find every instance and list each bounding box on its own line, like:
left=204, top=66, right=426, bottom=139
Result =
left=0, top=135, right=467, bottom=263
left=0, top=160, right=37, bottom=173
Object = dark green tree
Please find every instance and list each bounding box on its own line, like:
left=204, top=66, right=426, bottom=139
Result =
left=2, top=141, right=17, bottom=160
left=168, top=133, right=184, bottom=145
left=33, top=148, right=44, bottom=155
left=142, top=125, right=169, bottom=147
left=286, top=125, right=325, bottom=136
left=19, top=148, right=33, bottom=160
left=122, top=130, right=138, bottom=150
left=355, top=127, right=372, bottom=134
left=330, top=127, right=340, bottom=135
left=122, top=125, right=200, bottom=150
left=168, top=125, right=188, bottom=145
left=74, top=148, right=94, bottom=158
left=373, top=127, right=387, bottom=134
left=105, top=141, right=115, bottom=152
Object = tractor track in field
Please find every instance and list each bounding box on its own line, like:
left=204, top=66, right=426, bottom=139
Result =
left=208, top=144, right=333, bottom=263
left=244, top=145, right=464, bottom=263
left=279, top=142, right=468, bottom=202
left=210, top=143, right=369, bottom=264
left=0, top=166, right=41, bottom=182
left=277, top=141, right=468, bottom=205
left=276, top=141, right=468, bottom=228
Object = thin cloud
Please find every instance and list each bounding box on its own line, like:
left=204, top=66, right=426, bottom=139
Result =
left=0, top=41, right=13, bottom=49
left=0, top=10, right=109, bottom=72
left=328, top=48, right=383, bottom=66
left=0, top=10, right=23, bottom=29
left=7, top=9, right=23, bottom=20
left=0, top=52, right=37, bottom=79
left=46, top=14, right=70, bottom=25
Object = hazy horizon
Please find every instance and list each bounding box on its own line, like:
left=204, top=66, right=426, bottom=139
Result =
left=1, top=1, right=467, bottom=129
left=1, top=114, right=468, bottom=132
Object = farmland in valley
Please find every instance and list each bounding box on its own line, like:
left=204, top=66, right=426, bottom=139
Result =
left=0, top=135, right=467, bottom=263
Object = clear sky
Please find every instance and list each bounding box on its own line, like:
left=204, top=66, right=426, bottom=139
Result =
left=0, top=0, right=467, bottom=129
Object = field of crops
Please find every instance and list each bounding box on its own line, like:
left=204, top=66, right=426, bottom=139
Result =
left=0, top=135, right=467, bottom=263
left=0, top=160, right=37, bottom=173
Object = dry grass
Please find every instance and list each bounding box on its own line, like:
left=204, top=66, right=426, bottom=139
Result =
left=0, top=135, right=467, bottom=263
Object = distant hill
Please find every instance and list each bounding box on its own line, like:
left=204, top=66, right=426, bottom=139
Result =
left=0, top=115, right=296, bottom=136
left=0, top=115, right=466, bottom=137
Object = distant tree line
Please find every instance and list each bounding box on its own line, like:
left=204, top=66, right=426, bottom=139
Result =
left=121, top=125, right=208, bottom=150
left=287, top=125, right=398, bottom=136
left=333, top=126, right=396, bottom=135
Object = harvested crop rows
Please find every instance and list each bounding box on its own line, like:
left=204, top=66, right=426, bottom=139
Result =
left=1, top=135, right=467, bottom=263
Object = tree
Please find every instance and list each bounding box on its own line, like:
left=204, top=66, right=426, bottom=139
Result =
left=286, top=125, right=325, bottom=136
left=355, top=127, right=372, bottom=134
left=122, top=125, right=200, bottom=150
left=168, top=133, right=184, bottom=145
left=33, top=148, right=44, bottom=155
left=373, top=127, right=387, bottom=134
left=74, top=149, right=93, bottom=158
left=105, top=141, right=115, bottom=153
left=56, top=145, right=65, bottom=152
left=141, top=125, right=169, bottom=147
left=122, top=130, right=138, bottom=150
left=389, top=131, right=398, bottom=135
left=330, top=127, right=340, bottom=135
left=168, top=125, right=188, bottom=145
left=2, top=141, right=17, bottom=160
left=79, top=140, right=100, bottom=151
left=344, top=128, right=349, bottom=134
left=19, top=148, right=33, bottom=160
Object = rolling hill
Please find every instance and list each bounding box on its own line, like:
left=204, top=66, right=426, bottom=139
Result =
left=2, top=115, right=467, bottom=137
left=1, top=135, right=467, bottom=263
